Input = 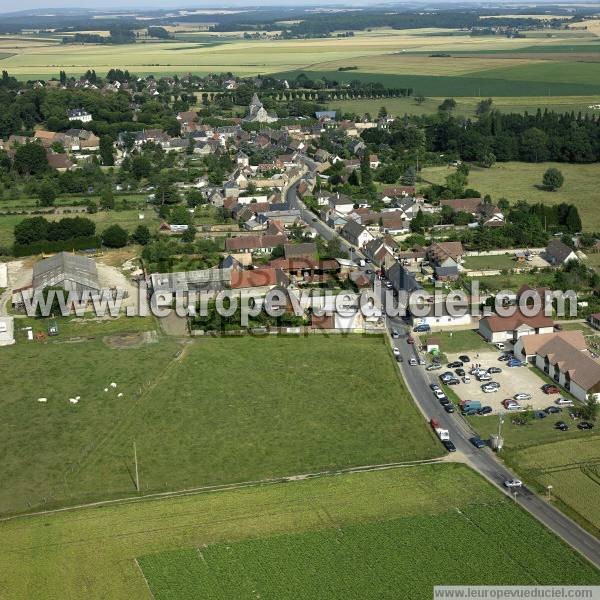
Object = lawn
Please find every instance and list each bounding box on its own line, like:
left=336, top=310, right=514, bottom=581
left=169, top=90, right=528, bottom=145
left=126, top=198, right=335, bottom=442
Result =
left=0, top=208, right=159, bottom=247
left=1, top=464, right=598, bottom=599
left=423, top=329, right=490, bottom=354
left=421, top=162, right=600, bottom=231
left=0, top=335, right=439, bottom=515
left=477, top=271, right=555, bottom=293
left=463, top=254, right=520, bottom=271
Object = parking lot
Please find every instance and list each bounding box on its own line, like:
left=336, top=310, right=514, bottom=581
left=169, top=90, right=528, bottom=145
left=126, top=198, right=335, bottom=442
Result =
left=441, top=349, right=566, bottom=414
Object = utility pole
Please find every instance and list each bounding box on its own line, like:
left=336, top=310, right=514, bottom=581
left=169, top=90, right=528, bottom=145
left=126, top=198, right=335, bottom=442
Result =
left=134, top=441, right=140, bottom=492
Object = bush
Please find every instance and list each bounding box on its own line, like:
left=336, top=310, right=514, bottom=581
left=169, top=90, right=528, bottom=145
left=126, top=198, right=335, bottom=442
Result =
left=101, top=224, right=129, bottom=248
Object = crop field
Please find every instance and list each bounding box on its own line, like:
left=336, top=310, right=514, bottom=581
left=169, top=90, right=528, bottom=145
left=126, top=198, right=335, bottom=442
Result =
left=1, top=463, right=598, bottom=599
left=421, top=162, right=600, bottom=230
left=0, top=335, right=439, bottom=515
left=139, top=498, right=599, bottom=600
left=326, top=95, right=600, bottom=119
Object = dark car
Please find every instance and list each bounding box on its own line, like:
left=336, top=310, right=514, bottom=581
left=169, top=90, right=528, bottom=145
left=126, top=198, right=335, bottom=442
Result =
left=442, top=440, right=457, bottom=452
left=555, top=421, right=569, bottom=431
left=429, top=383, right=440, bottom=391
left=542, top=383, right=560, bottom=394
left=413, top=324, right=431, bottom=333
left=578, top=421, right=594, bottom=430
left=448, top=361, right=463, bottom=368
left=477, top=406, right=493, bottom=415
left=488, top=367, right=502, bottom=374
left=446, top=378, right=460, bottom=386
left=533, top=410, right=547, bottom=419
left=395, top=355, right=403, bottom=363
left=544, top=406, right=561, bottom=414
left=439, top=396, right=451, bottom=406
left=459, top=355, right=470, bottom=363
left=444, top=404, right=455, bottom=413
left=469, top=436, right=486, bottom=449
left=455, top=368, right=466, bottom=377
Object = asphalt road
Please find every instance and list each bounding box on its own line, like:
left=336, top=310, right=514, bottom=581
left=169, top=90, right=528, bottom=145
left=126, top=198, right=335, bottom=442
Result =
left=388, top=315, right=600, bottom=568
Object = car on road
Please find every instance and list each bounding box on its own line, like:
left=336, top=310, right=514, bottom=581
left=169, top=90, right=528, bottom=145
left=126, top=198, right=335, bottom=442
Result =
left=470, top=436, right=486, bottom=449
left=391, top=329, right=400, bottom=339
left=544, top=405, right=561, bottom=414
left=514, top=393, right=532, bottom=401
left=542, top=383, right=560, bottom=394
left=393, top=347, right=400, bottom=356
left=426, top=363, right=442, bottom=371
left=434, top=389, right=446, bottom=399
left=418, top=358, right=426, bottom=366
left=555, top=421, right=569, bottom=431
left=487, top=367, right=502, bottom=374
left=477, top=406, right=493, bottom=415
left=578, top=421, right=594, bottom=430
left=409, top=358, right=417, bottom=366
left=448, top=361, right=463, bottom=368
left=482, top=384, right=500, bottom=393
left=439, top=396, right=451, bottom=406
left=459, top=355, right=470, bottom=363
left=503, top=479, right=523, bottom=489
left=442, top=440, right=457, bottom=452
left=556, top=397, right=574, bottom=406
left=444, top=404, right=455, bottom=413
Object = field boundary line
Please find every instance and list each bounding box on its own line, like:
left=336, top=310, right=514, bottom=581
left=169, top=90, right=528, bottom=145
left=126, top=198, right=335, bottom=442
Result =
left=134, top=558, right=156, bottom=600
left=0, top=457, right=447, bottom=523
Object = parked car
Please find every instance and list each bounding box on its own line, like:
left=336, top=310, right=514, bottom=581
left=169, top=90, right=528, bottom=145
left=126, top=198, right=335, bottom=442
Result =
left=487, top=367, right=502, bottom=374
left=555, top=421, right=569, bottom=431
left=556, top=397, right=574, bottom=406
left=440, top=372, right=454, bottom=383
left=446, top=378, right=460, bottom=386
left=514, top=393, right=532, bottom=401
left=395, top=355, right=403, bottom=363
left=444, top=403, right=455, bottom=413
left=439, top=396, right=451, bottom=406
left=409, top=358, right=417, bottom=366
left=430, top=383, right=440, bottom=391
left=503, top=479, right=523, bottom=488
left=578, top=421, right=594, bottom=430
left=455, top=368, right=465, bottom=377
left=459, top=355, right=470, bottom=363
left=413, top=324, right=431, bottom=333
left=544, top=406, right=561, bottom=414
left=477, top=406, right=493, bottom=415
left=462, top=376, right=471, bottom=384
left=502, top=398, right=520, bottom=410
left=448, top=361, right=463, bottom=368
left=393, top=347, right=400, bottom=356
left=470, top=436, right=486, bottom=449
left=477, top=372, right=492, bottom=382
left=482, top=384, right=500, bottom=393
left=542, top=383, right=560, bottom=394
left=496, top=342, right=506, bottom=350
left=426, top=363, right=442, bottom=371
left=507, top=359, right=524, bottom=368
left=418, top=358, right=426, bottom=366
left=391, top=329, right=400, bottom=339
left=434, top=389, right=446, bottom=399
left=442, top=440, right=457, bottom=452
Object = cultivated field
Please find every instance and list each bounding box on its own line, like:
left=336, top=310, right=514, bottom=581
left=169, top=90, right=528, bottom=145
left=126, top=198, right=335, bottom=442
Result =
left=0, top=334, right=439, bottom=515
left=421, top=162, right=600, bottom=230
left=1, top=464, right=598, bottom=599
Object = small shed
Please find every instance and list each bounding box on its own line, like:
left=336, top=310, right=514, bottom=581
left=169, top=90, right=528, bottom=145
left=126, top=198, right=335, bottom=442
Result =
left=426, top=337, right=440, bottom=353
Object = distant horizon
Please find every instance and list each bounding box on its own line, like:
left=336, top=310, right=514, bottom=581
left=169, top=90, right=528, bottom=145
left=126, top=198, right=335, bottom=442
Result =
left=0, top=0, right=588, bottom=16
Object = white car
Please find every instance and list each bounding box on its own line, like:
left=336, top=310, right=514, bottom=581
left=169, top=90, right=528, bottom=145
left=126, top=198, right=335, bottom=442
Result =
left=393, top=347, right=400, bottom=356
left=482, top=384, right=499, bottom=393
left=409, top=358, right=417, bottom=366
left=504, top=479, right=523, bottom=488
left=556, top=397, right=574, bottom=406
left=434, top=389, right=446, bottom=400
left=477, top=373, right=492, bottom=382
left=496, top=343, right=506, bottom=350
left=462, top=376, right=471, bottom=384
left=514, top=393, right=532, bottom=401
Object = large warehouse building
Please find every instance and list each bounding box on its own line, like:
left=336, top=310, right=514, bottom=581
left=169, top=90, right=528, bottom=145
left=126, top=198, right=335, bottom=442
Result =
left=32, top=252, right=101, bottom=296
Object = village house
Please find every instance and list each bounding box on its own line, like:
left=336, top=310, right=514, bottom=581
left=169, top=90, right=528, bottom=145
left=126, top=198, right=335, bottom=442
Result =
left=341, top=220, right=374, bottom=248
left=67, top=108, right=92, bottom=123
left=478, top=309, right=554, bottom=343
left=545, top=239, right=578, bottom=266
left=224, top=233, right=288, bottom=254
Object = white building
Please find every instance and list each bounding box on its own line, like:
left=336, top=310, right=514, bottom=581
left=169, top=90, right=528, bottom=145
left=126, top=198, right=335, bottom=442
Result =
left=0, top=316, right=15, bottom=346
left=478, top=310, right=554, bottom=343
left=67, top=109, right=92, bottom=123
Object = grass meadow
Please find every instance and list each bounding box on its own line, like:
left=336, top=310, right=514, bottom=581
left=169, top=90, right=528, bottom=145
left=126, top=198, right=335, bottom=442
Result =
left=422, top=162, right=600, bottom=231
left=1, top=464, right=597, bottom=599
left=0, top=334, right=439, bottom=515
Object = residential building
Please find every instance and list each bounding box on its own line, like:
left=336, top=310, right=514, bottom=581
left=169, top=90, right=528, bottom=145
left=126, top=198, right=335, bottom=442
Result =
left=341, top=220, right=374, bottom=248
left=478, top=309, right=554, bottom=343
left=67, top=108, right=92, bottom=123
left=545, top=239, right=578, bottom=266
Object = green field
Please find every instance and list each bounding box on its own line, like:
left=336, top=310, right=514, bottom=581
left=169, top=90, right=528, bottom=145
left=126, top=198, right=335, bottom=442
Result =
left=463, top=254, right=522, bottom=271
left=0, top=334, right=439, bottom=515
left=422, top=329, right=491, bottom=354
left=422, top=162, right=600, bottom=231
left=1, top=464, right=598, bottom=599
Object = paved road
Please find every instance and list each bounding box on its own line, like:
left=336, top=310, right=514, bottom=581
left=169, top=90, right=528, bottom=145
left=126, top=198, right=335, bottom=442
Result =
left=388, top=315, right=600, bottom=568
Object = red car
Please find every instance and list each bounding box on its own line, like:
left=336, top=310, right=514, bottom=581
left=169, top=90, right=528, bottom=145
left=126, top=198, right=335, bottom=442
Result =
left=407, top=336, right=415, bottom=344
left=542, top=384, right=560, bottom=394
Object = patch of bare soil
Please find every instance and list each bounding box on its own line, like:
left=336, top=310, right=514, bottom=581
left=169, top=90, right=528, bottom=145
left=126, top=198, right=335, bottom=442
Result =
left=103, top=330, right=158, bottom=349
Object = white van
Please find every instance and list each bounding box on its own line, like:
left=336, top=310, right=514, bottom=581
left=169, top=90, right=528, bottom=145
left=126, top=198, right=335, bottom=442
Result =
left=556, top=397, right=574, bottom=406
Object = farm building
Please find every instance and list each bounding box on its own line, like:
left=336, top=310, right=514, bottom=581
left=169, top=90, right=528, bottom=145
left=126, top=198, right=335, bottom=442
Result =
left=32, top=252, right=100, bottom=295
left=150, top=268, right=232, bottom=302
